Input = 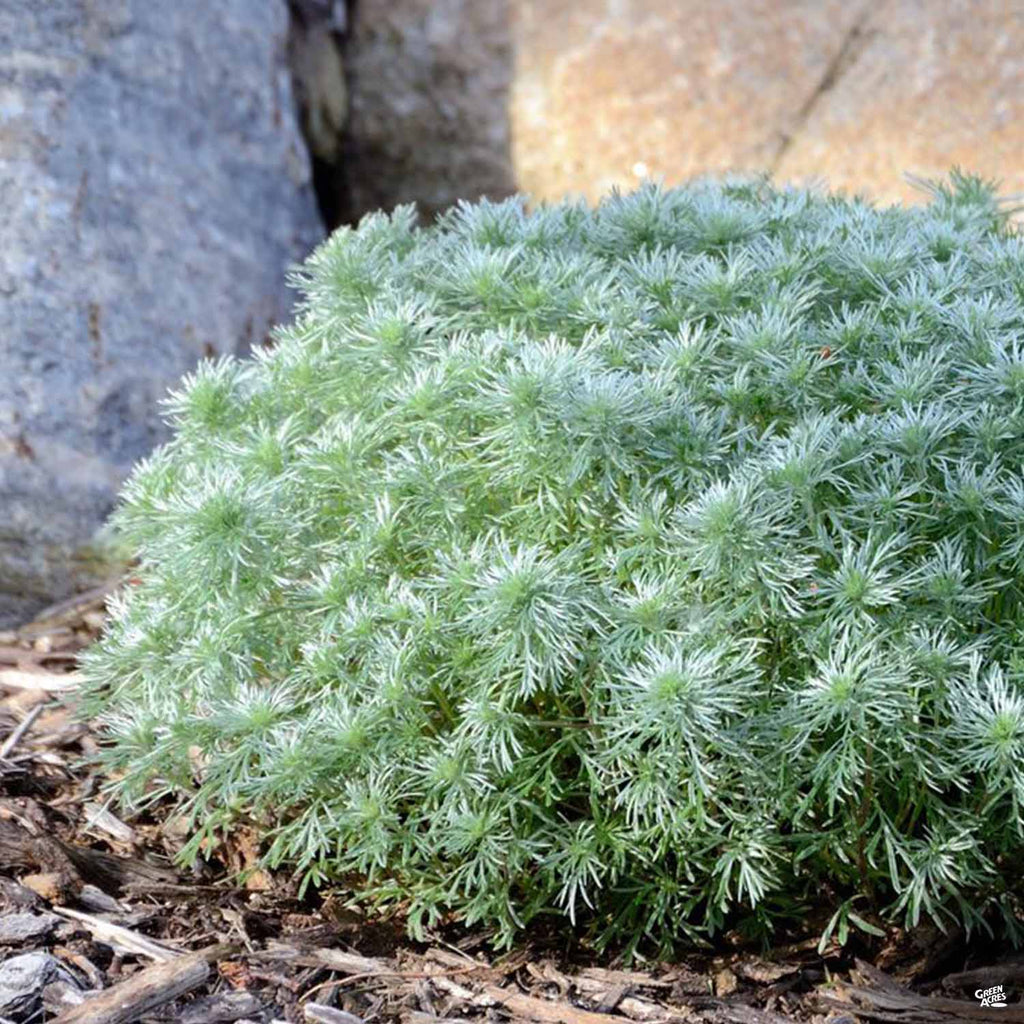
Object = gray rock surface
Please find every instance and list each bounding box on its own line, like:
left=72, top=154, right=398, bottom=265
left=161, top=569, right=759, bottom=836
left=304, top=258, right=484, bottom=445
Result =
left=0, top=911, right=61, bottom=943
left=0, top=1, right=323, bottom=627
left=343, top=0, right=516, bottom=221
left=0, top=952, right=81, bottom=1020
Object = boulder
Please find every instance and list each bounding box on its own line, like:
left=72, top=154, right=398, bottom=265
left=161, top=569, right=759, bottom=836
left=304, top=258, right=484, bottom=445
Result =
left=0, top=1, right=322, bottom=627
left=342, top=0, right=516, bottom=220
left=342, top=0, right=1024, bottom=213
left=772, top=0, right=1024, bottom=204
left=510, top=0, right=1024, bottom=205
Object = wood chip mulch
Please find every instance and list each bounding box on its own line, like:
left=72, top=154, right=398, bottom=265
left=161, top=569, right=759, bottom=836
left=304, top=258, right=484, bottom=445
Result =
left=1, top=580, right=1021, bottom=1023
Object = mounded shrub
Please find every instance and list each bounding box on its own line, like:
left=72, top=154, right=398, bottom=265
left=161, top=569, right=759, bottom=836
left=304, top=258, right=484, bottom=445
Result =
left=80, top=173, right=1024, bottom=952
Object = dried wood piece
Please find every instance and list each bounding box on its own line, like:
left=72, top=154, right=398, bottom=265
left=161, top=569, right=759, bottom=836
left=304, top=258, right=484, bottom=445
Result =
left=56, top=834, right=179, bottom=892
left=179, top=990, right=265, bottom=1023
left=0, top=814, right=175, bottom=898
left=0, top=704, right=43, bottom=759
left=0, top=645, right=79, bottom=665
left=17, top=581, right=122, bottom=635
left=824, top=959, right=1024, bottom=1023
left=731, top=960, right=800, bottom=985
left=0, top=817, right=58, bottom=867
left=571, top=971, right=683, bottom=1023
left=0, top=668, right=80, bottom=691
left=713, top=968, right=739, bottom=997
left=527, top=961, right=572, bottom=995
left=43, top=977, right=91, bottom=1017
left=703, top=1005, right=800, bottom=1024
left=943, top=959, right=1024, bottom=993
left=480, top=984, right=640, bottom=1024
left=50, top=906, right=181, bottom=962
left=577, top=969, right=675, bottom=990
left=82, top=804, right=137, bottom=845
left=76, top=884, right=128, bottom=914
left=424, top=947, right=484, bottom=970
left=616, top=995, right=671, bottom=1021
left=305, top=1004, right=367, bottom=1024
left=22, top=871, right=80, bottom=904
left=404, top=1013, right=475, bottom=1024
left=431, top=976, right=476, bottom=1002
left=592, top=984, right=630, bottom=1013
left=122, top=881, right=242, bottom=897
left=50, top=943, right=237, bottom=1024
left=255, top=944, right=388, bottom=975
left=53, top=946, right=106, bottom=990
left=0, top=645, right=34, bottom=663
left=415, top=977, right=438, bottom=1015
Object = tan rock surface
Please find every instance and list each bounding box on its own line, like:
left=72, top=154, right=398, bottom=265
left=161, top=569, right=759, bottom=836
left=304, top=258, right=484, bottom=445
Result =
left=512, top=0, right=1024, bottom=207
left=509, top=0, right=866, bottom=203
left=773, top=0, right=1024, bottom=204
left=344, top=0, right=1024, bottom=216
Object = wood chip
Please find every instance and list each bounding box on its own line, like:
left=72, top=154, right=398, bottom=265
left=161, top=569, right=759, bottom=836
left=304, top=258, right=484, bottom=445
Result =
left=255, top=945, right=387, bottom=975
left=305, top=1004, right=367, bottom=1024
left=0, top=644, right=78, bottom=664
left=577, top=969, right=674, bottom=990
left=76, top=884, right=128, bottom=914
left=943, top=959, right=1024, bottom=992
left=824, top=959, right=1023, bottom=1023
left=82, top=804, right=137, bottom=844
left=42, top=977, right=90, bottom=1017
left=424, top=948, right=483, bottom=970
left=733, top=960, right=800, bottom=985
left=21, top=872, right=71, bottom=904
left=49, top=906, right=181, bottom=962
left=0, top=877, right=43, bottom=911
left=404, top=1013, right=474, bottom=1024
left=50, top=944, right=235, bottom=1024
left=0, top=669, right=80, bottom=692
left=481, top=984, right=636, bottom=1024
left=432, top=976, right=476, bottom=1002
left=0, top=704, right=43, bottom=760
left=592, top=984, right=630, bottom=1013
left=701, top=1004, right=798, bottom=1024
left=713, top=967, right=739, bottom=997
left=180, top=990, right=265, bottom=1023
left=52, top=946, right=106, bottom=990
left=616, top=996, right=669, bottom=1021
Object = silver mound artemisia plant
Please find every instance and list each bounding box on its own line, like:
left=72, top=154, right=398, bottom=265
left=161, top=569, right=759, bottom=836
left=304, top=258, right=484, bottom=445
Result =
left=78, top=171, right=1024, bottom=954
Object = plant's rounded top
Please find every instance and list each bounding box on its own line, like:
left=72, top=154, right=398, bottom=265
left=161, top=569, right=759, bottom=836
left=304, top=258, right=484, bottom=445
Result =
left=81, top=173, right=1024, bottom=952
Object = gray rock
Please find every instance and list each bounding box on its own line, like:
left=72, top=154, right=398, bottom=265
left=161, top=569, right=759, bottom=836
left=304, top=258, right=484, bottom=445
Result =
left=0, top=952, right=80, bottom=1020
left=0, top=912, right=61, bottom=944
left=342, top=0, right=516, bottom=221
left=0, top=0, right=323, bottom=627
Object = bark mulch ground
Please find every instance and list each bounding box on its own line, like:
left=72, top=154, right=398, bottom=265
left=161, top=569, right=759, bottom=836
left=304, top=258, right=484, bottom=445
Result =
left=1, top=580, right=1021, bottom=1023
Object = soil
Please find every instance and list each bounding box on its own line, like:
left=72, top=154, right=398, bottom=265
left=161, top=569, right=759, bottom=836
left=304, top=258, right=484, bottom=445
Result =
left=0, top=581, right=1020, bottom=1023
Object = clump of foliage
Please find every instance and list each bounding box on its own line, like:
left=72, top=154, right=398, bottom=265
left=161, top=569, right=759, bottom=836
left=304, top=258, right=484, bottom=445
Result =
left=80, top=172, right=1024, bottom=953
